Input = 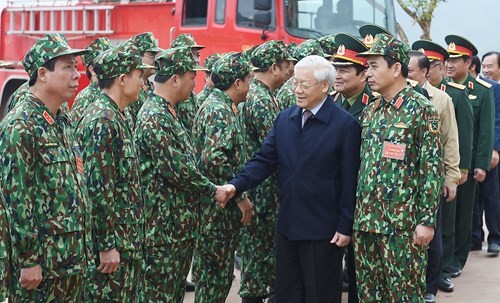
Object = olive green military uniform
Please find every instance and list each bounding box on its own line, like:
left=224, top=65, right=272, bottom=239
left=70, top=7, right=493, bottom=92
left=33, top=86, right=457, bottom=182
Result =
left=192, top=53, right=254, bottom=303
left=76, top=44, right=151, bottom=302
left=353, top=34, right=443, bottom=302
left=134, top=47, right=215, bottom=303
left=238, top=40, right=291, bottom=300
left=71, top=37, right=112, bottom=124
left=0, top=33, right=93, bottom=303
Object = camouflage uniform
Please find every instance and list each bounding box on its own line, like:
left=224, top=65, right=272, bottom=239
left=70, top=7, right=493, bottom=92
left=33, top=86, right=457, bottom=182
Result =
left=123, top=32, right=161, bottom=130
left=353, top=34, right=443, bottom=302
left=317, top=34, right=338, bottom=58
left=76, top=44, right=152, bottom=302
left=0, top=33, right=92, bottom=303
left=171, top=34, right=205, bottom=134
left=134, top=47, right=215, bottom=303
left=192, top=53, right=254, bottom=303
left=0, top=193, right=11, bottom=302
left=237, top=40, right=290, bottom=300
left=71, top=37, right=112, bottom=124
left=196, top=53, right=222, bottom=107
left=276, top=39, right=325, bottom=110
left=7, top=82, right=30, bottom=113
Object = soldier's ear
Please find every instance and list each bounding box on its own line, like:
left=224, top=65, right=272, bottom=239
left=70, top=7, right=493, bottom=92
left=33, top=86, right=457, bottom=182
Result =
left=359, top=69, right=367, bottom=82
left=37, top=67, right=48, bottom=82
left=117, top=74, right=126, bottom=86
left=393, top=62, right=402, bottom=78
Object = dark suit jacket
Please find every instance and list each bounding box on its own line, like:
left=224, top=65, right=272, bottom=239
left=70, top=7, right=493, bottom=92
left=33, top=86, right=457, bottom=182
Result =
left=480, top=75, right=500, bottom=151
left=230, top=96, right=361, bottom=240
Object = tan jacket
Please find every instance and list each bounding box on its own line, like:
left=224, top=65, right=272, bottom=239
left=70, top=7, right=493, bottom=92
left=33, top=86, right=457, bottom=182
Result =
left=424, top=80, right=461, bottom=187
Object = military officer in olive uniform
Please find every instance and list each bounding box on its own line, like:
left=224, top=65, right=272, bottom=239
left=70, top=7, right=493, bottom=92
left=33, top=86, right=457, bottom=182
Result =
left=71, top=37, right=112, bottom=124
left=76, top=43, right=153, bottom=302
left=353, top=33, right=443, bottom=302
left=0, top=33, right=93, bottom=303
left=444, top=35, right=495, bottom=275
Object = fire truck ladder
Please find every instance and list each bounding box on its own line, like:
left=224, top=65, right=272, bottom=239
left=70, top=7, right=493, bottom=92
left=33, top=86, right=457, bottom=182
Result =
left=7, top=4, right=115, bottom=36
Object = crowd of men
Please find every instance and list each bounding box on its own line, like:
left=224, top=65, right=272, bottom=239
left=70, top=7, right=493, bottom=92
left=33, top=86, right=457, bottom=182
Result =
left=0, top=23, right=499, bottom=303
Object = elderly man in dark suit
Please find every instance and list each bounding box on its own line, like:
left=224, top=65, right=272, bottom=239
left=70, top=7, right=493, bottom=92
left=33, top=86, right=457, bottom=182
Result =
left=222, top=55, right=361, bottom=303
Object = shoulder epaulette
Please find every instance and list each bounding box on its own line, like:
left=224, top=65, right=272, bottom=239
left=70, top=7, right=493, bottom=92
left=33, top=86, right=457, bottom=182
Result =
left=447, top=82, right=466, bottom=90
left=476, top=78, right=493, bottom=88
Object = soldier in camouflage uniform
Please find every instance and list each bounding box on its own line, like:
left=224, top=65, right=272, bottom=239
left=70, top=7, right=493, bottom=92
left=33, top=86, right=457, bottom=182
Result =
left=192, top=53, right=255, bottom=303
left=318, top=34, right=338, bottom=58
left=171, top=33, right=205, bottom=132
left=71, top=37, right=112, bottom=124
left=237, top=40, right=291, bottom=303
left=124, top=32, right=161, bottom=129
left=0, top=33, right=93, bottom=303
left=0, top=193, right=11, bottom=302
left=134, top=46, right=227, bottom=303
left=276, top=39, right=325, bottom=110
left=196, top=53, right=222, bottom=106
left=353, top=33, right=443, bottom=302
left=75, top=43, right=153, bottom=302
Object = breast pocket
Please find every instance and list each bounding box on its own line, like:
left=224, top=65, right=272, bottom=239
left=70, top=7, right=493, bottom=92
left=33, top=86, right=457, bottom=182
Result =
left=38, top=147, right=70, bottom=190
left=39, top=214, right=86, bottom=278
left=120, top=141, right=139, bottom=182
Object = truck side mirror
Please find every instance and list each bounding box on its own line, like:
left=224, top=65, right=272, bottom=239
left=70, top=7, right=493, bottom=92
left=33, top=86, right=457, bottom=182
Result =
left=254, top=11, right=271, bottom=28
left=255, top=0, right=272, bottom=11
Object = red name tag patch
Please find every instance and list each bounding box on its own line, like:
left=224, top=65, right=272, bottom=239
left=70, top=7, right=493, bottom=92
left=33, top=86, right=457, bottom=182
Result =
left=382, top=141, right=406, bottom=161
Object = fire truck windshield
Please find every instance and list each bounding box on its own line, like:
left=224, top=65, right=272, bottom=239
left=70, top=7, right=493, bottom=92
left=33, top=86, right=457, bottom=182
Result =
left=284, top=0, right=396, bottom=39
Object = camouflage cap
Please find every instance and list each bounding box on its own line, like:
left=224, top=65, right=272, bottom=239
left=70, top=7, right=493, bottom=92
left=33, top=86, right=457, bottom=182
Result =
left=126, top=32, right=162, bottom=53
left=444, top=35, right=478, bottom=58
left=212, top=52, right=258, bottom=89
left=171, top=33, right=205, bottom=49
left=357, top=33, right=410, bottom=66
left=204, top=53, right=223, bottom=72
left=22, top=33, right=87, bottom=77
left=251, top=40, right=294, bottom=71
left=94, top=43, right=156, bottom=80
left=241, top=44, right=259, bottom=62
left=156, top=46, right=207, bottom=76
left=82, top=37, right=112, bottom=67
left=286, top=42, right=298, bottom=60
left=293, top=39, right=325, bottom=62
left=317, top=35, right=337, bottom=57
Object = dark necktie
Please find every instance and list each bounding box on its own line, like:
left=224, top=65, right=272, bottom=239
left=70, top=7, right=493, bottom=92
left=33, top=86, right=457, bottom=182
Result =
left=302, top=110, right=313, bottom=128
left=343, top=99, right=351, bottom=111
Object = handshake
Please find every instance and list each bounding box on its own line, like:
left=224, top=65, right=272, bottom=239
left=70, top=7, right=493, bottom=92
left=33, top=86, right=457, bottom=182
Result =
left=214, top=184, right=254, bottom=225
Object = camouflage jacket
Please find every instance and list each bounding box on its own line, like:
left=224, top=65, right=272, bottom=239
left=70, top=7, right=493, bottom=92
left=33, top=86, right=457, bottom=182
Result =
left=134, top=93, right=216, bottom=246
left=0, top=194, right=11, bottom=301
left=354, top=85, right=443, bottom=237
left=0, top=94, right=93, bottom=281
left=76, top=93, right=144, bottom=260
left=276, top=77, right=295, bottom=111
left=176, top=91, right=198, bottom=135
left=125, top=80, right=154, bottom=131
left=8, top=82, right=70, bottom=117
left=71, top=81, right=101, bottom=125
left=239, top=79, right=279, bottom=216
left=192, top=88, right=246, bottom=235
left=196, top=85, right=213, bottom=107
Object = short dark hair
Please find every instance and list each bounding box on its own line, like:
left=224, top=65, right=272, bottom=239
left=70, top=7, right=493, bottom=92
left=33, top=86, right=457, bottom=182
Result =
left=471, top=55, right=481, bottom=75
left=212, top=72, right=250, bottom=91
left=85, top=67, right=92, bottom=80
left=409, top=50, right=430, bottom=76
left=383, top=56, right=408, bottom=78
left=154, top=74, right=173, bottom=83
left=28, top=57, right=57, bottom=86
left=482, top=51, right=500, bottom=66
left=98, top=77, right=116, bottom=89
left=253, top=59, right=287, bottom=73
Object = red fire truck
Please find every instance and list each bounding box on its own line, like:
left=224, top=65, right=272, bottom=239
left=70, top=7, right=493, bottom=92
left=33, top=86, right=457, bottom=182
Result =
left=0, top=0, right=397, bottom=116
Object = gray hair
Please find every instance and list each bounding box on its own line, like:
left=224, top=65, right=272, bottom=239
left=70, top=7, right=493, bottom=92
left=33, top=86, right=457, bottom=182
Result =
left=294, top=55, right=335, bottom=87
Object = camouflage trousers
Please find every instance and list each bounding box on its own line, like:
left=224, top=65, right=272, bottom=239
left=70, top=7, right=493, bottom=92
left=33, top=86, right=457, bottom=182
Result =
left=194, top=231, right=239, bottom=303
left=139, top=240, right=194, bottom=303
left=353, top=231, right=427, bottom=303
left=239, top=212, right=276, bottom=299
left=10, top=273, right=84, bottom=303
left=87, top=257, right=142, bottom=302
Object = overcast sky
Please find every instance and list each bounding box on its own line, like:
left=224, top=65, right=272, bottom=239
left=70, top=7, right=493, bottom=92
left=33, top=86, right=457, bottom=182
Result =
left=1, top=0, right=499, bottom=56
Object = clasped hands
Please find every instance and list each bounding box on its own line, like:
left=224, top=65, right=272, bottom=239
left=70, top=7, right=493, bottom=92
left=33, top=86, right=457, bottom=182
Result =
left=215, top=184, right=253, bottom=225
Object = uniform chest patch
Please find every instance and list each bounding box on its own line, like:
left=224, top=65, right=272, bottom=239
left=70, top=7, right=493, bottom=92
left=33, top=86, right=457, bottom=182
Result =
left=428, top=116, right=440, bottom=134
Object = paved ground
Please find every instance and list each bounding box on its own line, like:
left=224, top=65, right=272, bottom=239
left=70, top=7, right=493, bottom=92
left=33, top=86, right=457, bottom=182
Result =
left=183, top=242, right=500, bottom=303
